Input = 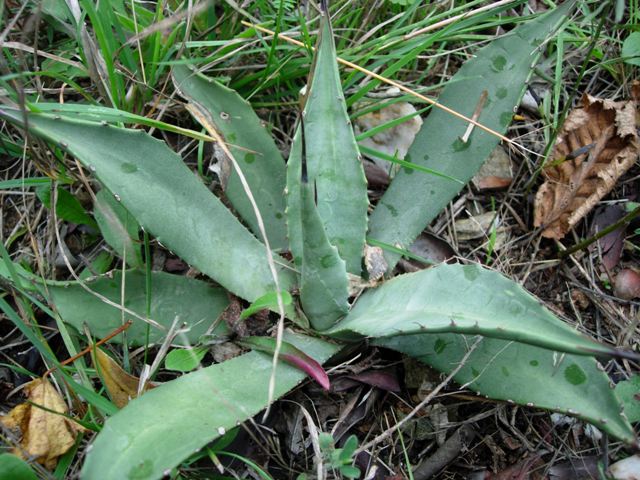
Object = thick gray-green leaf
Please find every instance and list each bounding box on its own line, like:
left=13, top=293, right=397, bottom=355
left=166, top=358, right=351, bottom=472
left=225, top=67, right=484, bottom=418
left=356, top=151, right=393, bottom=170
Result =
left=368, top=2, right=573, bottom=270
left=94, top=188, right=142, bottom=268
left=49, top=270, right=229, bottom=346
left=329, top=264, right=626, bottom=358
left=0, top=109, right=296, bottom=306
left=172, top=65, right=288, bottom=251
left=286, top=126, right=304, bottom=267
left=303, top=10, right=368, bottom=274
left=300, top=179, right=349, bottom=330
left=378, top=334, right=637, bottom=445
left=615, top=375, right=640, bottom=423
left=0, top=454, right=38, bottom=480
left=81, top=333, right=340, bottom=480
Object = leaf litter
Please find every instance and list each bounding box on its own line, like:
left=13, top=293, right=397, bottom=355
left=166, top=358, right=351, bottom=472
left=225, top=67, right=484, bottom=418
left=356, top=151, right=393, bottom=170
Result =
left=0, top=378, right=84, bottom=469
left=534, top=87, right=640, bottom=239
left=93, top=348, right=155, bottom=408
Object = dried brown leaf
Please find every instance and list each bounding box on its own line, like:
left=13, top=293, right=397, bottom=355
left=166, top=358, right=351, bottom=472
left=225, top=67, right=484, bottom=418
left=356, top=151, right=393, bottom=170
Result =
left=364, top=245, right=387, bottom=282
left=472, top=146, right=513, bottom=190
left=0, top=378, right=83, bottom=469
left=591, top=204, right=626, bottom=270
left=93, top=348, right=153, bottom=408
left=534, top=94, right=639, bottom=239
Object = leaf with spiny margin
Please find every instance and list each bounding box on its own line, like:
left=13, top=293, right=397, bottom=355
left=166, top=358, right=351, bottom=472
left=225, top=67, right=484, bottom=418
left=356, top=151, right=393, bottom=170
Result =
left=49, top=270, right=229, bottom=346
left=368, top=2, right=574, bottom=270
left=172, top=65, right=288, bottom=250
left=377, top=333, right=637, bottom=445
left=300, top=178, right=349, bottom=331
left=328, top=264, right=630, bottom=358
left=81, top=333, right=339, bottom=480
left=0, top=109, right=297, bottom=307
left=285, top=125, right=303, bottom=268
left=302, top=8, right=368, bottom=274
left=93, top=188, right=142, bottom=268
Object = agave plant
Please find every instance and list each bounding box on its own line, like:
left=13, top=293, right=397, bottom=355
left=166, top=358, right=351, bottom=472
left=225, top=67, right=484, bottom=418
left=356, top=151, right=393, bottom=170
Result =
left=1, top=2, right=637, bottom=479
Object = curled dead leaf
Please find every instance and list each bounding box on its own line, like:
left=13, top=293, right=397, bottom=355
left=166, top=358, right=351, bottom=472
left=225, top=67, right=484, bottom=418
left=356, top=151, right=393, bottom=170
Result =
left=93, top=348, right=154, bottom=408
left=534, top=92, right=639, bottom=239
left=0, top=378, right=83, bottom=470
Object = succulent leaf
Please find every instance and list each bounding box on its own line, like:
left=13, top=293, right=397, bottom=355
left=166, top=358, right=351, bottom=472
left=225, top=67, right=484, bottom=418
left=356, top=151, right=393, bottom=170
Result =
left=328, top=264, right=633, bottom=359
left=172, top=65, right=288, bottom=250
left=368, top=2, right=574, bottom=270
left=299, top=161, right=350, bottom=330
left=93, top=188, right=143, bottom=268
left=81, top=333, right=339, bottom=479
left=49, top=270, right=229, bottom=345
left=378, top=333, right=637, bottom=446
left=0, top=109, right=297, bottom=308
left=285, top=125, right=304, bottom=268
left=302, top=8, right=368, bottom=274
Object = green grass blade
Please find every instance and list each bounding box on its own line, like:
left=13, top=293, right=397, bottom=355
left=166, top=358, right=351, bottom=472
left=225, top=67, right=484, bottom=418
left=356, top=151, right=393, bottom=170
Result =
left=93, top=188, right=143, bottom=268
left=377, top=334, right=637, bottom=446
left=0, top=109, right=296, bottom=304
left=328, top=263, right=630, bottom=358
left=0, top=177, right=51, bottom=189
left=303, top=8, right=368, bottom=274
left=368, top=2, right=574, bottom=269
left=172, top=65, right=288, bottom=250
left=0, top=293, right=117, bottom=415
left=49, top=270, right=229, bottom=346
left=300, top=173, right=349, bottom=331
left=81, top=333, right=339, bottom=480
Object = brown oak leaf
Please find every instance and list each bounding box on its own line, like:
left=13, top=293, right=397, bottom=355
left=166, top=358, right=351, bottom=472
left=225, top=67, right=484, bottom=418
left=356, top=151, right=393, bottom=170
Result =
left=534, top=91, right=639, bottom=239
left=0, top=378, right=83, bottom=470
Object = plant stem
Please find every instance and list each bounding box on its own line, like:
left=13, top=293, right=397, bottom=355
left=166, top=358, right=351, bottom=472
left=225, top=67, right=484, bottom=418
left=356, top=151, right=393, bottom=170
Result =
left=43, top=321, right=133, bottom=378
left=558, top=206, right=640, bottom=258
